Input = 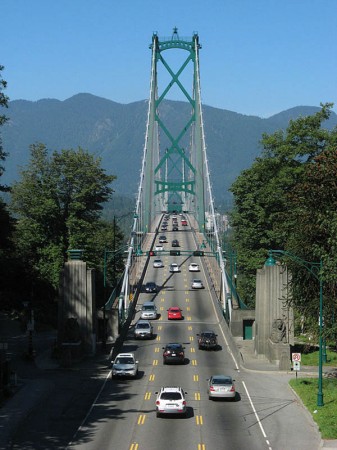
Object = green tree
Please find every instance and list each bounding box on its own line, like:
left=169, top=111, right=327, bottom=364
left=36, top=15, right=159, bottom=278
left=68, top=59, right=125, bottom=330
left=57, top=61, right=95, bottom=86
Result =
left=284, top=147, right=337, bottom=340
left=230, top=103, right=337, bottom=312
left=0, top=65, right=19, bottom=310
left=11, top=144, right=116, bottom=290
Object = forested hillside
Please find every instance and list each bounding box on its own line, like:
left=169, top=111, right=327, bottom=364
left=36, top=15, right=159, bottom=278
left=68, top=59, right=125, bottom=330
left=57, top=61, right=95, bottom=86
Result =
left=3, top=94, right=336, bottom=208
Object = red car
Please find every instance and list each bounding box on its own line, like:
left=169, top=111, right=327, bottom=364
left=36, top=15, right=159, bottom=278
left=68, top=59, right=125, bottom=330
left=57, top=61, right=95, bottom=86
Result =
left=167, top=306, right=183, bottom=320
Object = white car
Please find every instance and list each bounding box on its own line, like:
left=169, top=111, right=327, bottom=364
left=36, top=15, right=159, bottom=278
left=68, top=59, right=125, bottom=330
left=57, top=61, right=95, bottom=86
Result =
left=153, top=259, right=164, bottom=268
left=155, top=244, right=164, bottom=251
left=189, top=263, right=199, bottom=272
left=191, top=279, right=204, bottom=289
left=111, top=353, right=138, bottom=378
left=169, top=263, right=180, bottom=273
left=155, top=386, right=187, bottom=417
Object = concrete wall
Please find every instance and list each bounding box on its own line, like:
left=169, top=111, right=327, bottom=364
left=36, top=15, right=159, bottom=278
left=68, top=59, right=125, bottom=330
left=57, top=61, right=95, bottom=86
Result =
left=230, top=309, right=255, bottom=337
left=58, top=260, right=96, bottom=354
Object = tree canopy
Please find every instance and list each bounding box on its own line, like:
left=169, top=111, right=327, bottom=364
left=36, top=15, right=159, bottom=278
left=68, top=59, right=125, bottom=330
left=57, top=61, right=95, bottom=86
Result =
left=230, top=103, right=337, bottom=336
left=11, top=143, right=116, bottom=290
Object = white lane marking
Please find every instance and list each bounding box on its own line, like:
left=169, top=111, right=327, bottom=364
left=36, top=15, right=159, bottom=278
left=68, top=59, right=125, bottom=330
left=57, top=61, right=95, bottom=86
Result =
left=242, top=380, right=272, bottom=450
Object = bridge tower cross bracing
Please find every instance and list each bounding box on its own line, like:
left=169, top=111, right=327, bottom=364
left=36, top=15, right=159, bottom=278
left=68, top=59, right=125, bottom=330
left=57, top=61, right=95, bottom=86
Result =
left=140, top=28, right=208, bottom=232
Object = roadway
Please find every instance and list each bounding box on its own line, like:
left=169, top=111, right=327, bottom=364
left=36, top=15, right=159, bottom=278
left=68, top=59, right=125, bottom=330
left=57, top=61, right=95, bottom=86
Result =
left=68, top=221, right=271, bottom=450
left=1, top=219, right=322, bottom=450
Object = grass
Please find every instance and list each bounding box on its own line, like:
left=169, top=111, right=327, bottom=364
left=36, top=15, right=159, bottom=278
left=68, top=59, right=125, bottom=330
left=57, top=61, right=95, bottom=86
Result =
left=301, top=349, right=337, bottom=366
left=289, top=377, right=337, bottom=439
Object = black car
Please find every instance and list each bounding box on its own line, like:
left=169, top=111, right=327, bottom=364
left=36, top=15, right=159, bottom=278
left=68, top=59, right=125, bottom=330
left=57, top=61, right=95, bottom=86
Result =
left=162, top=343, right=185, bottom=364
left=172, top=225, right=179, bottom=231
left=197, top=331, right=218, bottom=350
left=145, top=282, right=157, bottom=293
left=171, top=239, right=180, bottom=247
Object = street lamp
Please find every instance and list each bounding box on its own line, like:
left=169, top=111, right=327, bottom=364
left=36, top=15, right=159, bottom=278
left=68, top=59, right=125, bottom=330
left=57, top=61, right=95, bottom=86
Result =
left=265, top=249, right=324, bottom=407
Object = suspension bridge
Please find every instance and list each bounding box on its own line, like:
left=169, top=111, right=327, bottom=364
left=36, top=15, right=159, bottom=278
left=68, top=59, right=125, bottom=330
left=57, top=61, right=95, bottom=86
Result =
left=108, top=28, right=244, bottom=333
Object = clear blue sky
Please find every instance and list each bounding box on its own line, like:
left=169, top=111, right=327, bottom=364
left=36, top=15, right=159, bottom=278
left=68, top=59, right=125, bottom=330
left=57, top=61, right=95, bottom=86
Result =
left=2, top=0, right=337, bottom=118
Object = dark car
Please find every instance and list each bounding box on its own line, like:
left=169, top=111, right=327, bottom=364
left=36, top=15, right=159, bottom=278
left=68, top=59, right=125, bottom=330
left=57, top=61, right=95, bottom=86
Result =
left=171, top=239, right=180, bottom=247
left=197, top=331, right=218, bottom=350
left=162, top=343, right=185, bottom=364
left=172, top=225, right=179, bottom=231
left=145, top=282, right=157, bottom=293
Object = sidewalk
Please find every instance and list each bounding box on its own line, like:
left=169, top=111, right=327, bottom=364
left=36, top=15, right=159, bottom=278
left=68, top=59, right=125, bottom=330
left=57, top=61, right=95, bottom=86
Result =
left=235, top=337, right=337, bottom=450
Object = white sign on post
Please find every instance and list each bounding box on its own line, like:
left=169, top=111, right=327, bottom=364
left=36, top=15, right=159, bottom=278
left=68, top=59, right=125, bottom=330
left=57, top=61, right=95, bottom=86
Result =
left=292, top=353, right=301, bottom=362
left=293, top=361, right=301, bottom=371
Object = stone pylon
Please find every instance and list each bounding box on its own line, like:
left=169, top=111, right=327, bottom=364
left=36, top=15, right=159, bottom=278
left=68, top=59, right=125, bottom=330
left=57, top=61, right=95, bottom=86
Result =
left=58, top=252, right=96, bottom=355
left=255, top=264, right=294, bottom=366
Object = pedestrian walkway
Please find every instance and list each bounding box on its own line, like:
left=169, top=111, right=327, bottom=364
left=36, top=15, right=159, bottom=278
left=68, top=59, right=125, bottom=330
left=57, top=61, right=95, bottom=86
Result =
left=235, top=337, right=337, bottom=449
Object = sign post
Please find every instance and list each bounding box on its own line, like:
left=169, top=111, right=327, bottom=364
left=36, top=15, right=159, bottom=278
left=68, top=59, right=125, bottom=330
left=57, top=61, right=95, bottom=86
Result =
left=292, top=353, right=301, bottom=380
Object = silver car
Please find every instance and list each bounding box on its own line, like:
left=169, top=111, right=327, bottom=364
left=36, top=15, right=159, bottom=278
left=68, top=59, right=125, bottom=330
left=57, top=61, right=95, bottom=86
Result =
left=141, top=302, right=157, bottom=320
left=207, top=375, right=236, bottom=400
left=111, top=353, right=138, bottom=378
left=134, top=319, right=153, bottom=339
left=191, top=279, right=204, bottom=289
left=155, top=386, right=187, bottom=417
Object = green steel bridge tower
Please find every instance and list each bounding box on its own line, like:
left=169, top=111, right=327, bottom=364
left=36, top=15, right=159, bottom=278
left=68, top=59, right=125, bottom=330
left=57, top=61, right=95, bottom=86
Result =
left=139, top=28, right=211, bottom=233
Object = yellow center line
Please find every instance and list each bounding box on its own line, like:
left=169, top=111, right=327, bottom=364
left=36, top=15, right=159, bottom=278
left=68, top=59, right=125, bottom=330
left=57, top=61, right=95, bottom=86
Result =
left=130, top=443, right=139, bottom=450
left=194, top=392, right=201, bottom=400
left=190, top=347, right=195, bottom=353
left=156, top=335, right=161, bottom=341
left=189, top=336, right=194, bottom=341
left=193, top=374, right=199, bottom=382
left=153, top=359, right=158, bottom=365
left=198, top=444, right=206, bottom=450
left=149, top=374, right=155, bottom=381
left=188, top=326, right=193, bottom=331
left=155, top=347, right=160, bottom=353
left=144, top=392, right=151, bottom=400
left=196, top=415, right=203, bottom=425
left=137, top=414, right=146, bottom=425
left=191, top=359, right=198, bottom=366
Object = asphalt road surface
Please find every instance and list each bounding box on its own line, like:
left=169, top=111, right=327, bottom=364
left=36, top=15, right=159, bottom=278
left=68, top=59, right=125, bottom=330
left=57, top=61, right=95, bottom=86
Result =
left=8, top=223, right=321, bottom=450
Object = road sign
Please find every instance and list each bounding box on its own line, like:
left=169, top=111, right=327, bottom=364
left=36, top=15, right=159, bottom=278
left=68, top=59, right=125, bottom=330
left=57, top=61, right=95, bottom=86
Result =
left=292, top=353, right=301, bottom=362
left=293, top=361, right=301, bottom=371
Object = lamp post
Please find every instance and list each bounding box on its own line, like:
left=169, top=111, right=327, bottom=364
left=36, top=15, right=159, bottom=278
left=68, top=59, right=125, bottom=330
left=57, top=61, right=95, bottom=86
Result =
left=266, top=250, right=324, bottom=407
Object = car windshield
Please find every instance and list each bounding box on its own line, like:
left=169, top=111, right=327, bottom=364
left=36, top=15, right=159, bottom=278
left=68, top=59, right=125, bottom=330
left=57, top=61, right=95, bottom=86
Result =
left=202, top=333, right=215, bottom=338
left=212, top=377, right=232, bottom=385
left=167, top=344, right=181, bottom=350
left=115, top=358, right=134, bottom=364
left=160, top=392, right=182, bottom=400
left=170, top=308, right=179, bottom=312
left=137, top=323, right=150, bottom=329
left=143, top=305, right=155, bottom=310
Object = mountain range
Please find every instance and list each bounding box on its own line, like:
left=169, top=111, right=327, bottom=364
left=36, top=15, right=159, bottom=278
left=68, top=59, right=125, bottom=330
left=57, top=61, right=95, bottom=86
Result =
left=2, top=94, right=336, bottom=209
